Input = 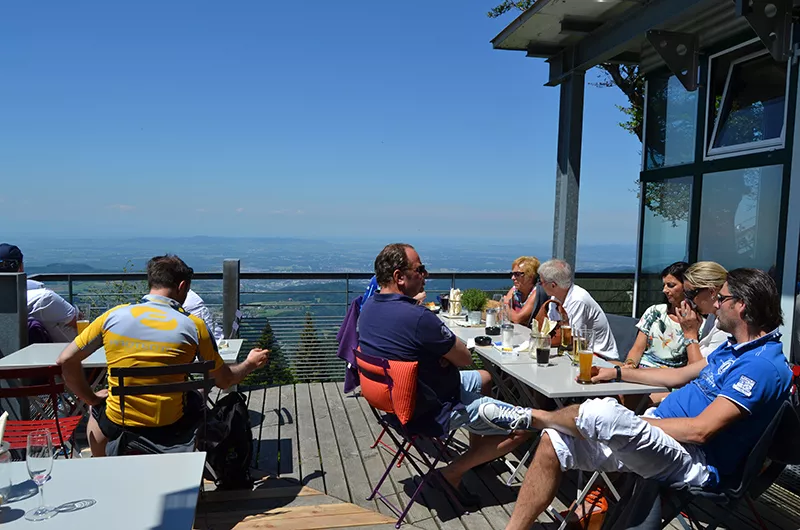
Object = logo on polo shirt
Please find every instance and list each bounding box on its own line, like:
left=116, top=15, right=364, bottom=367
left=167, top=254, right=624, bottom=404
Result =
left=130, top=306, right=178, bottom=331
left=441, top=325, right=453, bottom=340
left=732, top=375, right=756, bottom=397
left=717, top=359, right=735, bottom=376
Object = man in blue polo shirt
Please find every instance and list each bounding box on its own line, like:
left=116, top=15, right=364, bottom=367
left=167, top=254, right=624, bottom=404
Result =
left=477, top=268, right=792, bottom=530
left=358, top=243, right=531, bottom=507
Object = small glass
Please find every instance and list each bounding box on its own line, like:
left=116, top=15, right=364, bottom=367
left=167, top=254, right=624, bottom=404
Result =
left=559, top=325, right=572, bottom=355
left=501, top=323, right=515, bottom=353
left=530, top=332, right=550, bottom=366
left=0, top=442, right=11, bottom=506
left=25, top=429, right=55, bottom=521
left=577, top=329, right=595, bottom=385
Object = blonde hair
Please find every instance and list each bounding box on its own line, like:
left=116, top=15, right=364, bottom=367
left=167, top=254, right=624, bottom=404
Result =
left=512, top=256, right=541, bottom=281
left=684, top=261, right=728, bottom=290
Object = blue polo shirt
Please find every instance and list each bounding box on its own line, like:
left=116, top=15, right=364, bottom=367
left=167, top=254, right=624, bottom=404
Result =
left=654, top=329, right=791, bottom=481
left=358, top=293, right=459, bottom=435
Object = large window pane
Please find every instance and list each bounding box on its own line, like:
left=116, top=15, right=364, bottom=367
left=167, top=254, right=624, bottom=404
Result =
left=645, top=75, right=698, bottom=169
left=641, top=177, right=692, bottom=273
left=698, top=165, right=783, bottom=270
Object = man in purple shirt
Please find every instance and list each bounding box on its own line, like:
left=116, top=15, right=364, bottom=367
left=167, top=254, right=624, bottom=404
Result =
left=358, top=243, right=531, bottom=507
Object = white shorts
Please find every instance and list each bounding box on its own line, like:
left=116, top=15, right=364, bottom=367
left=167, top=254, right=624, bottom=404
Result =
left=544, top=398, right=711, bottom=487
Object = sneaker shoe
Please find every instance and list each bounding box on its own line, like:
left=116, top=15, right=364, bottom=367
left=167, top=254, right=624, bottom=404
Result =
left=478, top=402, right=535, bottom=431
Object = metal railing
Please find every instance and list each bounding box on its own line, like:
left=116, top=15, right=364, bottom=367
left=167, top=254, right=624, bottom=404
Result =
left=29, top=270, right=635, bottom=384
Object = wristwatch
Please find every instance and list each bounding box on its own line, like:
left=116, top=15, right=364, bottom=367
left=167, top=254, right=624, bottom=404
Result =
left=685, top=338, right=700, bottom=345
left=614, top=366, right=622, bottom=382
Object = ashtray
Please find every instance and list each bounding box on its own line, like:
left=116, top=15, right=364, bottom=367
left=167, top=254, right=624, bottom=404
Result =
left=485, top=326, right=500, bottom=336
left=474, top=336, right=492, bottom=346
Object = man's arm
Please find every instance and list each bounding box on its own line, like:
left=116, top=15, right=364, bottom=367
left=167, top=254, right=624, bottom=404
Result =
left=592, top=358, right=707, bottom=388
left=56, top=337, right=105, bottom=406
left=643, top=396, right=748, bottom=444
left=442, top=339, right=472, bottom=367
left=210, top=348, right=269, bottom=389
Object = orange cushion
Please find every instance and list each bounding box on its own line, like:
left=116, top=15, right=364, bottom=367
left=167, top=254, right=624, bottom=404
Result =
left=358, top=358, right=418, bottom=425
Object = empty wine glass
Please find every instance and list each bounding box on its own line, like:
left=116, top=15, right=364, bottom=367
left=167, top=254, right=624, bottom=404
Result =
left=25, top=429, right=55, bottom=521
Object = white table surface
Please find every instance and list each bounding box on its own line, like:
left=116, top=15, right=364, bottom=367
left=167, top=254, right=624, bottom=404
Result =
left=0, top=339, right=244, bottom=370
left=440, top=314, right=667, bottom=399
left=0, top=452, right=205, bottom=529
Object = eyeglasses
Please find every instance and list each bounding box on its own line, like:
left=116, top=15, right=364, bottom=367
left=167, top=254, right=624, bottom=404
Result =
left=716, top=293, right=737, bottom=305
left=408, top=264, right=427, bottom=275
left=510, top=271, right=525, bottom=278
left=684, top=287, right=706, bottom=301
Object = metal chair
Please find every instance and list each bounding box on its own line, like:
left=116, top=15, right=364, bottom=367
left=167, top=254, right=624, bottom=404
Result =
left=0, top=365, right=83, bottom=457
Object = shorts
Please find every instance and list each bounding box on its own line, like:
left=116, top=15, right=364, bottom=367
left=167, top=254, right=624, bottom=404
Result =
left=544, top=397, right=713, bottom=487
left=449, top=370, right=516, bottom=436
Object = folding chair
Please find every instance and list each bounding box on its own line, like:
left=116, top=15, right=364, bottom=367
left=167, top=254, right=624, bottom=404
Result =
left=108, top=360, right=216, bottom=456
left=0, top=365, right=83, bottom=458
left=661, top=400, right=800, bottom=530
left=354, top=349, right=466, bottom=529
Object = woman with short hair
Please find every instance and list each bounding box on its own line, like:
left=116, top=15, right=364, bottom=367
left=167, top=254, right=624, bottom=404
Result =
left=503, top=256, right=546, bottom=327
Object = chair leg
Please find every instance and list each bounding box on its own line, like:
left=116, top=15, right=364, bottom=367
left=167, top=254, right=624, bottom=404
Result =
left=367, top=434, right=405, bottom=502
left=745, top=495, right=769, bottom=530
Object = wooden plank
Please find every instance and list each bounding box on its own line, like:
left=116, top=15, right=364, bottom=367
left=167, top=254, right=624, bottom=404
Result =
left=248, top=388, right=267, bottom=468
left=279, top=384, right=300, bottom=481
left=323, top=382, right=380, bottom=512
left=200, top=502, right=397, bottom=529
left=257, top=386, right=282, bottom=475
left=309, top=382, right=351, bottom=503
left=295, top=383, right=325, bottom=492
left=213, top=511, right=395, bottom=530
left=202, top=485, right=323, bottom=503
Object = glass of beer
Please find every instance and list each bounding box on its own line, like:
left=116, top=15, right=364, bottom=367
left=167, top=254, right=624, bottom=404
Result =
left=577, top=329, right=595, bottom=384
left=571, top=331, right=584, bottom=366
left=560, top=325, right=572, bottom=356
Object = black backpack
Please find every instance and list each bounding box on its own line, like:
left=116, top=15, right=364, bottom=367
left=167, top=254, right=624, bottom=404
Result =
left=200, top=391, right=254, bottom=490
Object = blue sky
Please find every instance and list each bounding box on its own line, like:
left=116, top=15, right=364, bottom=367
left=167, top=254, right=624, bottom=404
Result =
left=0, top=1, right=641, bottom=247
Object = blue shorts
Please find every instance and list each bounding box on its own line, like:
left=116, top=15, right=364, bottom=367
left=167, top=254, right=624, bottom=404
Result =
left=449, top=370, right=513, bottom=436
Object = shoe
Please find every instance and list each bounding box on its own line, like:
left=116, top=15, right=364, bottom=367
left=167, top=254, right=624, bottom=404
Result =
left=560, top=487, right=608, bottom=530
left=433, top=471, right=480, bottom=511
left=478, top=402, right=535, bottom=431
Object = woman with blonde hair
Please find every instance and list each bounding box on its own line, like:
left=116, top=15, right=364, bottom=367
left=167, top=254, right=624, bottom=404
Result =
left=678, top=261, right=729, bottom=358
left=503, top=256, right=546, bottom=327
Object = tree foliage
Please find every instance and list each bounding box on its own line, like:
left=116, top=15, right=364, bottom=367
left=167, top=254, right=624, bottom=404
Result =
left=243, top=319, right=296, bottom=386
left=297, top=312, right=323, bottom=382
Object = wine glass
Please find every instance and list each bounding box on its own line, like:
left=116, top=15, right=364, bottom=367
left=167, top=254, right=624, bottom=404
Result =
left=25, top=429, right=55, bottom=521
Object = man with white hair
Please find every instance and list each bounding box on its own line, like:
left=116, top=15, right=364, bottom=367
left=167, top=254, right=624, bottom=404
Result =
left=538, top=259, right=618, bottom=360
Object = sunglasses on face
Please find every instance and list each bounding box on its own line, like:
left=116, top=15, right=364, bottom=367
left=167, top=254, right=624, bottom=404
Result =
left=408, top=264, right=427, bottom=275
left=684, top=287, right=706, bottom=301
left=510, top=271, right=525, bottom=278
left=716, top=293, right=736, bottom=305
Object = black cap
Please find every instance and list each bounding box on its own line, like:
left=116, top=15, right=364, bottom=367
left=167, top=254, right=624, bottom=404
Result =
left=0, top=244, right=23, bottom=272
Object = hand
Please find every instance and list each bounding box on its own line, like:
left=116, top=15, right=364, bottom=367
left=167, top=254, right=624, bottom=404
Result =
left=590, top=367, right=616, bottom=383
left=676, top=300, right=701, bottom=338
left=90, top=388, right=108, bottom=407
left=246, top=348, right=270, bottom=370
left=413, top=291, right=427, bottom=305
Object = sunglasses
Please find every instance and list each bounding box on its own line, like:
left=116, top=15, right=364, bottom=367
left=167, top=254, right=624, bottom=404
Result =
left=408, top=264, right=427, bottom=275
left=510, top=271, right=525, bottom=278
left=684, top=287, right=706, bottom=301
left=716, top=293, right=737, bottom=305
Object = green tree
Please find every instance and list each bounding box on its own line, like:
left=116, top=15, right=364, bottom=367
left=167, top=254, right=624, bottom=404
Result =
left=80, top=260, right=146, bottom=317
left=297, top=312, right=323, bottom=382
left=243, top=319, right=296, bottom=386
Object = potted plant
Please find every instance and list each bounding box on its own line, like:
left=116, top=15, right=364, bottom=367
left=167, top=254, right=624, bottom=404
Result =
left=462, top=289, right=488, bottom=325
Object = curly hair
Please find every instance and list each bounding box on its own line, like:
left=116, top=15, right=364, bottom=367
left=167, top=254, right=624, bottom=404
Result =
left=374, top=243, right=413, bottom=287
left=512, top=256, right=541, bottom=283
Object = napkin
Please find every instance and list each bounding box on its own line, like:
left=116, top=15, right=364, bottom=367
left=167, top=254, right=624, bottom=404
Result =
left=466, top=338, right=476, bottom=349
left=540, top=318, right=557, bottom=336
left=492, top=340, right=531, bottom=354
left=0, top=411, right=8, bottom=444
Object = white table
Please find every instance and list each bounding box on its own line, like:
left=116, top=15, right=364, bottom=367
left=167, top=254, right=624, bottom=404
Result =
left=0, top=453, right=205, bottom=529
left=0, top=339, right=244, bottom=369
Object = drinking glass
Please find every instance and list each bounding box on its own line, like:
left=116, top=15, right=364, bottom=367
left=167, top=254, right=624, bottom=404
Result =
left=530, top=332, right=550, bottom=367
left=560, top=325, right=572, bottom=356
left=577, top=329, right=595, bottom=385
left=25, top=429, right=55, bottom=521
left=570, top=331, right=584, bottom=366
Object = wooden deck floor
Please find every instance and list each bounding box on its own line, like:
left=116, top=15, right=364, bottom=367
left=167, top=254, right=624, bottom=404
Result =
left=207, top=383, right=800, bottom=530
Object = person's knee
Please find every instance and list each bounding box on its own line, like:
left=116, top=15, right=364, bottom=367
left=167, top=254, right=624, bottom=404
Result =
left=87, top=416, right=108, bottom=457
left=577, top=397, right=637, bottom=442
left=478, top=370, right=492, bottom=395
left=535, top=432, right=561, bottom=470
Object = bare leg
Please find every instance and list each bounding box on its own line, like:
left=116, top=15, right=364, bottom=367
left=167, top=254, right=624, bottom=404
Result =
left=530, top=404, right=583, bottom=438
left=87, top=414, right=107, bottom=457
left=477, top=370, right=493, bottom=396
left=507, top=432, right=562, bottom=530
left=440, top=431, right=531, bottom=487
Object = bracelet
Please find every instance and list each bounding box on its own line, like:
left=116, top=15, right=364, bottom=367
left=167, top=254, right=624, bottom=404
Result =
left=614, top=366, right=622, bottom=382
left=685, top=338, right=699, bottom=345
left=624, top=358, right=639, bottom=368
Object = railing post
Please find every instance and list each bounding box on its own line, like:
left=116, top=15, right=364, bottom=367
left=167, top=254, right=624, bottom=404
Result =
left=345, top=274, right=350, bottom=309
left=68, top=274, right=74, bottom=305
left=222, top=259, right=240, bottom=339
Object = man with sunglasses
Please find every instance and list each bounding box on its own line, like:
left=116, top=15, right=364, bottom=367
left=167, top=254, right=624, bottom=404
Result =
left=358, top=243, right=532, bottom=508
left=477, top=268, right=792, bottom=530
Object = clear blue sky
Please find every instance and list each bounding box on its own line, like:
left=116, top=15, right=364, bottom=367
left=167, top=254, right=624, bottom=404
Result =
left=0, top=1, right=641, bottom=247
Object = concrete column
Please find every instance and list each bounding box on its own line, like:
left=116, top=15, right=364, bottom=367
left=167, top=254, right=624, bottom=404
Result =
left=552, top=72, right=585, bottom=269
left=0, top=273, right=27, bottom=357
left=222, top=259, right=240, bottom=339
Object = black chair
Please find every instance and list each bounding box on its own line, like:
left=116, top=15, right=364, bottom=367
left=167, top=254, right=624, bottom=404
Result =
left=660, top=400, right=800, bottom=530
left=108, top=360, right=216, bottom=456
left=606, top=313, right=638, bottom=362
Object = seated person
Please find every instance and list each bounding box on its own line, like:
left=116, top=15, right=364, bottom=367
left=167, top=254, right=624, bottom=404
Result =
left=358, top=243, right=531, bottom=506
left=57, top=254, right=269, bottom=457
left=477, top=268, right=791, bottom=530
left=182, top=289, right=224, bottom=340
left=625, top=262, right=700, bottom=369
left=503, top=256, right=546, bottom=327
left=680, top=261, right=729, bottom=358
left=538, top=259, right=619, bottom=359
left=0, top=243, right=79, bottom=342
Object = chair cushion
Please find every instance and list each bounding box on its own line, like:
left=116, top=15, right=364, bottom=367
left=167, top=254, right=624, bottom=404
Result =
left=359, top=360, right=418, bottom=425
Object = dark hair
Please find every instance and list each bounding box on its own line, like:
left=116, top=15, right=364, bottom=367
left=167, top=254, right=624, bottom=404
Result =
left=661, top=261, right=690, bottom=282
left=726, top=268, right=783, bottom=332
left=374, top=243, right=413, bottom=287
left=146, top=255, right=194, bottom=290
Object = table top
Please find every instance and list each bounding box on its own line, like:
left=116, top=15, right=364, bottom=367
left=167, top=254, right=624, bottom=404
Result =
left=0, top=339, right=244, bottom=370
left=441, top=315, right=667, bottom=399
left=0, top=452, right=206, bottom=529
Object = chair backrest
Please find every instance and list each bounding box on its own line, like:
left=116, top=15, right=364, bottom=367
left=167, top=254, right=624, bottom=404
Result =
left=606, top=314, right=638, bottom=362
left=353, top=349, right=418, bottom=425
left=109, top=360, right=216, bottom=427
left=0, top=365, right=69, bottom=448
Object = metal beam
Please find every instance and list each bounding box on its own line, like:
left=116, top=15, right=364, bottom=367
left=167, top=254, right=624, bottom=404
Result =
left=735, top=0, right=793, bottom=62
left=547, top=0, right=705, bottom=86
left=559, top=18, right=604, bottom=36
left=552, top=73, right=585, bottom=269
left=645, top=30, right=699, bottom=91
left=527, top=43, right=563, bottom=58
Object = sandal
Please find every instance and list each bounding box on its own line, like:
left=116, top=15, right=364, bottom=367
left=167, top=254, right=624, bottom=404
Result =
left=559, top=486, right=608, bottom=530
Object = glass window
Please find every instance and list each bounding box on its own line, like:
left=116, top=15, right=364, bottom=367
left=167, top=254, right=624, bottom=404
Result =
left=707, top=41, right=787, bottom=157
left=698, top=165, right=783, bottom=271
left=644, top=75, right=698, bottom=169
left=640, top=176, right=692, bottom=273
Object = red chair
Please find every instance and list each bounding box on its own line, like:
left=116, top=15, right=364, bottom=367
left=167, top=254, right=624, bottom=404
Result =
left=0, top=366, right=83, bottom=457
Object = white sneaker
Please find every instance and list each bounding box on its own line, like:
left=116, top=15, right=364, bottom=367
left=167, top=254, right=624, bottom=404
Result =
left=479, top=402, right=534, bottom=431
